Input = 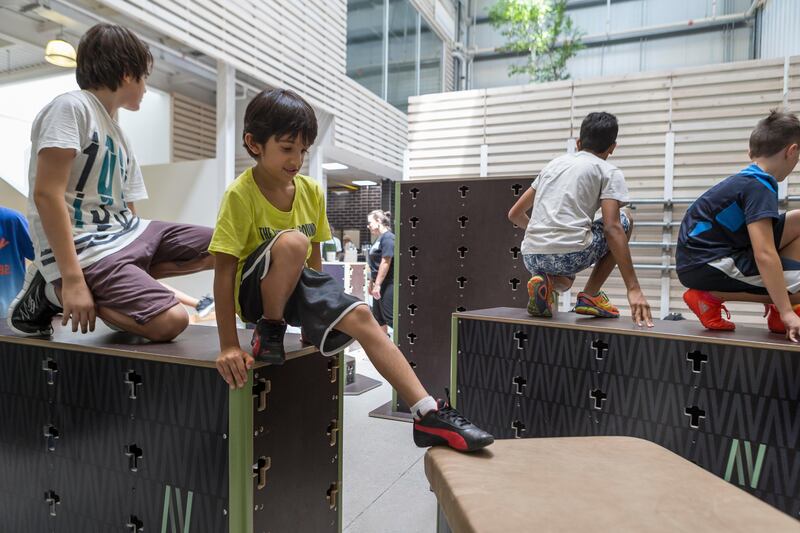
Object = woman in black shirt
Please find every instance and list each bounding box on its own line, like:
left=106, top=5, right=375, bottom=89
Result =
left=367, top=210, right=395, bottom=333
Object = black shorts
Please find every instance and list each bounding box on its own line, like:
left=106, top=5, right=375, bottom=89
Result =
left=371, top=281, right=394, bottom=327
left=238, top=230, right=367, bottom=356
left=678, top=213, right=800, bottom=295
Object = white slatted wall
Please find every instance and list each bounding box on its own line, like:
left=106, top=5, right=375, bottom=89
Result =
left=100, top=0, right=406, bottom=172
left=171, top=93, right=216, bottom=162
left=408, top=55, right=800, bottom=325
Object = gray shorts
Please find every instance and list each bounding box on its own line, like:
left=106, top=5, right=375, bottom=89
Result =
left=55, top=221, right=212, bottom=324
left=523, top=212, right=631, bottom=280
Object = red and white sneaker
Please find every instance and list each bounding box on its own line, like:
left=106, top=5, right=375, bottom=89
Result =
left=683, top=289, right=735, bottom=331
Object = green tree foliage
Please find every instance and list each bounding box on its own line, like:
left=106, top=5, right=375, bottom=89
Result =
left=488, top=0, right=584, bottom=82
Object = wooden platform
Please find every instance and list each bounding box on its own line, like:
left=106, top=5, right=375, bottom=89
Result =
left=456, top=306, right=800, bottom=352
left=426, top=437, right=800, bottom=533
left=0, top=320, right=316, bottom=368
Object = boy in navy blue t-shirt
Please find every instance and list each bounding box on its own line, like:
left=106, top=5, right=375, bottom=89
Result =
left=677, top=111, right=800, bottom=338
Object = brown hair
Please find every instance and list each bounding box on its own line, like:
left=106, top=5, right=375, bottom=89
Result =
left=368, top=209, right=391, bottom=228
left=749, top=110, right=800, bottom=158
left=243, top=88, right=318, bottom=158
left=76, top=24, right=152, bottom=91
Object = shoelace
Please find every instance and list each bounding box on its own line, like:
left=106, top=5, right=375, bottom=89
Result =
left=439, top=388, right=471, bottom=428
left=720, top=304, right=731, bottom=320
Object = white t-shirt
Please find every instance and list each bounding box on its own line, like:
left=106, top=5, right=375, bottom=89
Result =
left=521, top=151, right=629, bottom=254
left=27, top=90, right=149, bottom=282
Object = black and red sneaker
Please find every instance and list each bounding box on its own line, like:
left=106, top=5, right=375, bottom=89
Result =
left=413, top=399, right=494, bottom=452
left=250, top=318, right=287, bottom=364
left=7, top=264, right=60, bottom=337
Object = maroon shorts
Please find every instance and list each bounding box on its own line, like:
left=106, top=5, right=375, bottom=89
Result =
left=55, top=221, right=213, bottom=324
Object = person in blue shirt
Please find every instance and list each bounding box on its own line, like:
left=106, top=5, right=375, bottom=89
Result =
left=677, top=110, right=800, bottom=338
left=0, top=207, right=34, bottom=318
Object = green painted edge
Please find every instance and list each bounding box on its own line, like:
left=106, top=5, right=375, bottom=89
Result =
left=391, top=180, right=402, bottom=410
left=161, top=484, right=171, bottom=533
left=229, top=372, right=254, bottom=533
left=337, top=351, right=345, bottom=532
left=450, top=314, right=458, bottom=408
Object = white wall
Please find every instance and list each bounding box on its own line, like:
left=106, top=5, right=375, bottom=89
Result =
left=119, top=86, right=172, bottom=166
left=760, top=0, right=800, bottom=59
left=135, top=158, right=219, bottom=299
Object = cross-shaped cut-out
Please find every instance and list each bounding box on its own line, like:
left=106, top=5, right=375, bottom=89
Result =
left=458, top=246, right=468, bottom=258
left=511, top=183, right=523, bottom=196
left=458, top=215, right=469, bottom=228
left=407, top=303, right=418, bottom=316
left=43, top=425, right=59, bottom=452
left=685, top=405, right=706, bottom=428
left=410, top=187, right=420, bottom=199
left=409, top=245, right=419, bottom=257
left=511, top=420, right=526, bottom=438
left=591, top=339, right=609, bottom=360
left=409, top=216, right=420, bottom=228
left=509, top=278, right=521, bottom=290
left=459, top=185, right=470, bottom=198
left=590, top=388, right=607, bottom=410
left=409, top=361, right=417, bottom=368
left=457, top=276, right=468, bottom=289
left=44, top=490, right=60, bottom=516
left=126, top=515, right=144, bottom=533
left=509, top=246, right=521, bottom=259
left=407, top=333, right=417, bottom=345
left=125, top=443, right=143, bottom=472
left=124, top=370, right=143, bottom=400
left=686, top=350, right=708, bottom=373
left=512, top=376, right=527, bottom=395
left=514, top=330, right=528, bottom=349
left=42, top=358, right=58, bottom=386
left=408, top=274, right=418, bottom=287
left=456, top=306, right=466, bottom=313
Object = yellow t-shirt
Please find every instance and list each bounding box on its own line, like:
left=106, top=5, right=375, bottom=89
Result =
left=208, top=168, right=332, bottom=317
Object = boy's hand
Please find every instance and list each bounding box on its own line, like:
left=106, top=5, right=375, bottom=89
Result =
left=627, top=287, right=654, bottom=328
left=61, top=278, right=96, bottom=333
left=216, top=346, right=254, bottom=389
left=781, top=312, right=800, bottom=343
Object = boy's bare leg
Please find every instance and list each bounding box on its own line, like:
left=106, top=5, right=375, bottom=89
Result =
left=160, top=282, right=200, bottom=308
left=550, top=276, right=574, bottom=292
left=583, top=211, right=634, bottom=295
left=779, top=210, right=800, bottom=258
left=150, top=254, right=214, bottom=279
left=260, top=231, right=308, bottom=321
left=335, top=305, right=428, bottom=406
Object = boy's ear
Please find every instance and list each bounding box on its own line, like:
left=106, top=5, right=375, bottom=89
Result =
left=607, top=142, right=617, bottom=156
left=788, top=143, right=799, bottom=160
left=244, top=133, right=261, bottom=156
left=575, top=139, right=582, bottom=151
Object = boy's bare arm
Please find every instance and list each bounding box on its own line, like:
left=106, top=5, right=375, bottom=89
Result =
left=600, top=199, right=653, bottom=326
left=214, top=252, right=253, bottom=388
left=508, top=187, right=535, bottom=228
left=35, top=147, right=96, bottom=333
left=308, top=242, right=322, bottom=272
left=748, top=219, right=800, bottom=340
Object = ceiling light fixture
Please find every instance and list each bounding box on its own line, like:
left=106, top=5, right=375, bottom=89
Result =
left=45, top=38, right=76, bottom=68
left=352, top=180, right=377, bottom=186
left=322, top=163, right=348, bottom=171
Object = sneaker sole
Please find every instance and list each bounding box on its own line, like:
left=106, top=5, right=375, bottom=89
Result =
left=6, top=266, right=53, bottom=337
left=527, top=277, right=553, bottom=318
left=197, top=302, right=215, bottom=319
left=413, top=426, right=493, bottom=452
left=574, top=304, right=619, bottom=318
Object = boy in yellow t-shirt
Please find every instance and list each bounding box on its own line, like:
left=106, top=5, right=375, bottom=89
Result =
left=209, top=88, right=493, bottom=452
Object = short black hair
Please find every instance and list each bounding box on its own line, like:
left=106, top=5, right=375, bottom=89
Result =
left=750, top=110, right=800, bottom=158
left=579, top=112, right=619, bottom=153
left=243, top=89, right=318, bottom=158
left=76, top=24, right=153, bottom=91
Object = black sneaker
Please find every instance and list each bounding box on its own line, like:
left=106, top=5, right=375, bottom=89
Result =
left=7, top=265, right=60, bottom=337
left=195, top=295, right=215, bottom=318
left=413, top=398, right=494, bottom=452
left=250, top=318, right=287, bottom=364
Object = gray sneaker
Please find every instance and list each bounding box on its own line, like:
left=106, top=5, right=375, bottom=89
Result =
left=195, top=295, right=215, bottom=318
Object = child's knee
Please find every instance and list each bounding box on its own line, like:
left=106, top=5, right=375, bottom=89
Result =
left=144, top=305, right=189, bottom=342
left=273, top=230, right=309, bottom=258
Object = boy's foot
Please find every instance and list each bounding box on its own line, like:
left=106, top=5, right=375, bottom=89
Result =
left=574, top=290, right=620, bottom=318
left=6, top=265, right=61, bottom=337
left=413, top=399, right=494, bottom=452
left=683, top=289, right=735, bottom=331
left=527, top=273, right=553, bottom=318
left=195, top=295, right=215, bottom=318
left=251, top=318, right=287, bottom=364
left=764, top=304, right=800, bottom=334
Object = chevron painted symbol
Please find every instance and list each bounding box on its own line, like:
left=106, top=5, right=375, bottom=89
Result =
left=724, top=440, right=767, bottom=489
left=160, top=484, right=194, bottom=533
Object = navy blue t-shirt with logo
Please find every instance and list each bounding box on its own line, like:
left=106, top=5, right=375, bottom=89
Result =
left=676, top=164, right=780, bottom=274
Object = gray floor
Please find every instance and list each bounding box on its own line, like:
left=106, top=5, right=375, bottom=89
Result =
left=342, top=347, right=436, bottom=533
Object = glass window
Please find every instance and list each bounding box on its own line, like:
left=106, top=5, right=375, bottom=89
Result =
left=347, top=0, right=385, bottom=99
left=419, top=19, right=443, bottom=96
left=387, top=0, right=418, bottom=112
